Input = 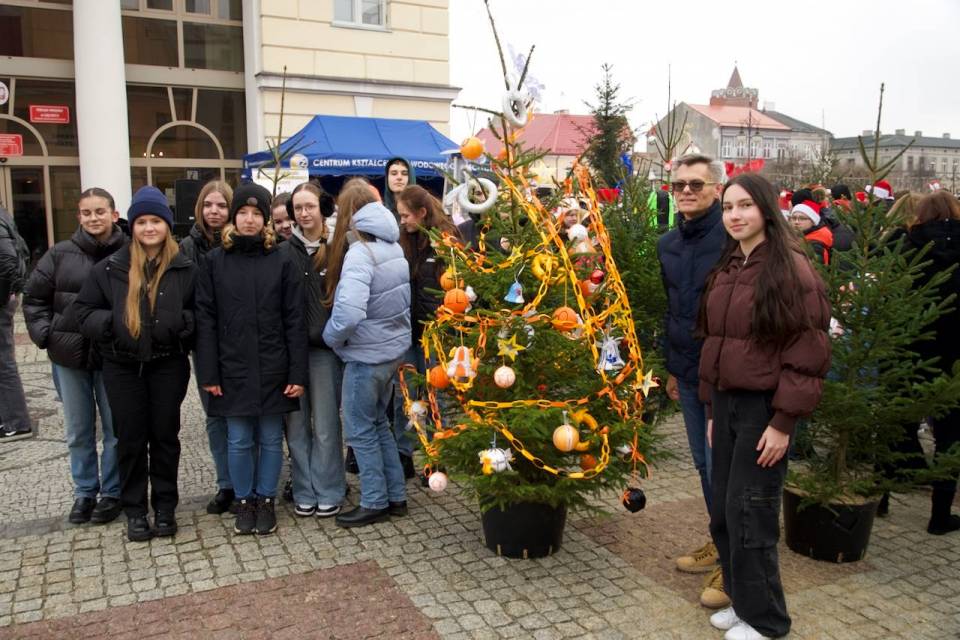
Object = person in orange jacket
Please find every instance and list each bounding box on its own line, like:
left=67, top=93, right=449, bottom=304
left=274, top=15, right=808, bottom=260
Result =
left=789, top=199, right=834, bottom=265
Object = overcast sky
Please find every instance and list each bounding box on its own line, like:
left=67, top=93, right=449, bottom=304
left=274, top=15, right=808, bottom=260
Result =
left=449, top=0, right=960, bottom=145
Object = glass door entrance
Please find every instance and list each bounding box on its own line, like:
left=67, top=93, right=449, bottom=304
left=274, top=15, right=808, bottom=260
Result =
left=0, top=167, right=48, bottom=264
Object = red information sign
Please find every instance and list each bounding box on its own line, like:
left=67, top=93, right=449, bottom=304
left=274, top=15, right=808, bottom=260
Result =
left=0, top=134, right=23, bottom=157
left=29, top=105, right=70, bottom=124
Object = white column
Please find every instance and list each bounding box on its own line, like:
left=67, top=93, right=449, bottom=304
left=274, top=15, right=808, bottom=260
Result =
left=242, top=0, right=265, bottom=153
left=73, top=1, right=132, bottom=216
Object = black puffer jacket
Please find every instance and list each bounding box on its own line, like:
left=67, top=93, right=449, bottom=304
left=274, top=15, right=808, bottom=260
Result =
left=195, top=235, right=308, bottom=417
left=22, top=226, right=126, bottom=369
left=656, top=201, right=728, bottom=383
left=0, top=207, right=27, bottom=300
left=279, top=230, right=331, bottom=349
left=906, top=219, right=960, bottom=372
left=403, top=230, right=444, bottom=345
left=74, top=246, right=197, bottom=364
left=178, top=224, right=219, bottom=265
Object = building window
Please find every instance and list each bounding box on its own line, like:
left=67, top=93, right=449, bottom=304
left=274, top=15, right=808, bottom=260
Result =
left=907, top=156, right=914, bottom=171
left=183, top=23, right=243, bottom=71
left=720, top=138, right=733, bottom=159
left=11, top=79, right=78, bottom=156
left=122, top=16, right=179, bottom=66
left=334, top=0, right=387, bottom=28
left=0, top=5, right=74, bottom=60
left=121, top=0, right=243, bottom=70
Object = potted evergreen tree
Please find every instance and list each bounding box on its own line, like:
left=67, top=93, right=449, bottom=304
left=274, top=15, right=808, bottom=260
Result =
left=784, top=86, right=960, bottom=562
left=399, top=3, right=663, bottom=558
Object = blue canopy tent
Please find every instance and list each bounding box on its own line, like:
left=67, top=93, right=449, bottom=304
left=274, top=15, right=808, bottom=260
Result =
left=242, top=115, right=458, bottom=187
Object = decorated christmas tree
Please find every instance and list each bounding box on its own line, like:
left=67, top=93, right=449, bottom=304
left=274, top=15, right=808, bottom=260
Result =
left=397, top=1, right=659, bottom=556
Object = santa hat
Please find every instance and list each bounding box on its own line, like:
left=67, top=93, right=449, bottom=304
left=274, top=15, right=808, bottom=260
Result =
left=779, top=190, right=794, bottom=215
left=855, top=191, right=868, bottom=203
left=865, top=179, right=894, bottom=200
left=791, top=200, right=821, bottom=225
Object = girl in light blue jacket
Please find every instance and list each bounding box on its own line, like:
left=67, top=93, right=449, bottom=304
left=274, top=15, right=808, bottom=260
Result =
left=323, top=181, right=411, bottom=528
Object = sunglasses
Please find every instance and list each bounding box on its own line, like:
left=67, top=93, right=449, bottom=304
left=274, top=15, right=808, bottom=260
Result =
left=671, top=180, right=716, bottom=193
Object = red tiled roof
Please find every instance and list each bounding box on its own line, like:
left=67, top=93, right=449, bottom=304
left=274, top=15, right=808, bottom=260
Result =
left=686, top=104, right=789, bottom=130
left=476, top=113, right=597, bottom=157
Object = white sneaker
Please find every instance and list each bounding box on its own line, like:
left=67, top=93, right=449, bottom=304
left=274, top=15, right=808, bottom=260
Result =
left=315, top=504, right=341, bottom=518
left=294, top=504, right=316, bottom=517
left=710, top=607, right=741, bottom=631
left=725, top=621, right=770, bottom=640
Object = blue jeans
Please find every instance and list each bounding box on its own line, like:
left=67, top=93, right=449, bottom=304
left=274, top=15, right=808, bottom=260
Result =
left=54, top=364, right=119, bottom=499
left=392, top=345, right=426, bottom=458
left=192, top=356, right=231, bottom=490
left=287, top=349, right=346, bottom=507
left=343, top=359, right=406, bottom=509
left=677, top=377, right=712, bottom=513
left=226, top=415, right=284, bottom=499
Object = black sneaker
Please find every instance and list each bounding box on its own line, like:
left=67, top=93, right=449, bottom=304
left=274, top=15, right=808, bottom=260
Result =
left=0, top=428, right=33, bottom=442
left=234, top=498, right=256, bottom=535
left=126, top=514, right=154, bottom=542
left=68, top=497, right=97, bottom=524
left=400, top=454, right=416, bottom=480
left=388, top=501, right=408, bottom=517
left=154, top=511, right=177, bottom=537
left=90, top=497, right=122, bottom=524
left=256, top=497, right=277, bottom=535
left=206, top=488, right=235, bottom=515
left=345, top=447, right=360, bottom=474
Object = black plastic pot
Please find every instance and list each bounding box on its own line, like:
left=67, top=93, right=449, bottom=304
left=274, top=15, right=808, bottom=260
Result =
left=480, top=501, right=567, bottom=559
left=782, top=487, right=879, bottom=563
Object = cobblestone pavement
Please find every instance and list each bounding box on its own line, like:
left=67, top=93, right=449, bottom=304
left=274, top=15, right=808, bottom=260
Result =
left=1, top=318, right=959, bottom=638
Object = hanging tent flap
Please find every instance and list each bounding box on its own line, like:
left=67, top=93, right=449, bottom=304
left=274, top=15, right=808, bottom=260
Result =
left=243, top=115, right=458, bottom=178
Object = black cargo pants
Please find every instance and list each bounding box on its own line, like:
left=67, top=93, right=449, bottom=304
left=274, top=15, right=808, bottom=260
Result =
left=710, top=389, right=791, bottom=638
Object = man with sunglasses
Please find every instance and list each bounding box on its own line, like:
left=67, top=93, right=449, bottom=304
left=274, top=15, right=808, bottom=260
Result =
left=656, top=154, right=730, bottom=609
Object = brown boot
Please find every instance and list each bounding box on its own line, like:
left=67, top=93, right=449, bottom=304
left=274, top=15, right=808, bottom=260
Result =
left=676, top=540, right=719, bottom=573
left=700, top=565, right=731, bottom=609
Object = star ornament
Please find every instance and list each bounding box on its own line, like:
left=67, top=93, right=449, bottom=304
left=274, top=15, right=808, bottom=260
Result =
left=636, top=370, right=660, bottom=397
left=497, top=334, right=527, bottom=361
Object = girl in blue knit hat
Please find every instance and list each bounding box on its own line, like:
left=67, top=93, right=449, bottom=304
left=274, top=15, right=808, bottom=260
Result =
left=75, top=185, right=197, bottom=542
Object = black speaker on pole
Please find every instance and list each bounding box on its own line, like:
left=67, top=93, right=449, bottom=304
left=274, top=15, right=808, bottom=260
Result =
left=174, top=179, right=202, bottom=240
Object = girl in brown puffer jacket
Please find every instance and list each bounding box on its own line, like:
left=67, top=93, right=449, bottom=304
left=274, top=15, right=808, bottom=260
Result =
left=697, top=173, right=831, bottom=640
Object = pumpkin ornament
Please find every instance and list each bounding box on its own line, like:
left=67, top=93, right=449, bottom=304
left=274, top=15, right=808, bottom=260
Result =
left=443, top=288, right=470, bottom=314
left=551, top=306, right=580, bottom=332
left=460, top=136, right=485, bottom=161
left=440, top=268, right=461, bottom=291
left=427, top=365, right=450, bottom=389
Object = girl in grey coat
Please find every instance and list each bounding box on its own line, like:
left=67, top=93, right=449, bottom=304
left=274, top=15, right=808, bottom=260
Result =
left=323, top=181, right=411, bottom=528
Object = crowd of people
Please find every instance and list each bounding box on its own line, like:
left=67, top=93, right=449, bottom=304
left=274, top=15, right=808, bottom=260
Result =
left=0, top=155, right=470, bottom=541
left=0, top=151, right=958, bottom=639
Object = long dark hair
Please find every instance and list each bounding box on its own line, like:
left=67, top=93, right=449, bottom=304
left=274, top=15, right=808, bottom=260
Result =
left=397, top=185, right=460, bottom=277
left=700, top=173, right=810, bottom=346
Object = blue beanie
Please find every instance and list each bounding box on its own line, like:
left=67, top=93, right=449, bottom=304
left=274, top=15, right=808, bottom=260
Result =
left=128, top=186, right=174, bottom=229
